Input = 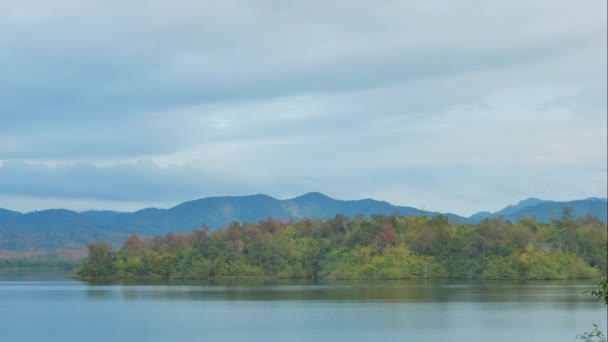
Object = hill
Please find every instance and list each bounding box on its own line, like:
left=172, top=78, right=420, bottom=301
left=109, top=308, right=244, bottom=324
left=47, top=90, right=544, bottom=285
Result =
left=0, top=193, right=606, bottom=253
left=470, top=197, right=607, bottom=222
left=75, top=192, right=436, bottom=234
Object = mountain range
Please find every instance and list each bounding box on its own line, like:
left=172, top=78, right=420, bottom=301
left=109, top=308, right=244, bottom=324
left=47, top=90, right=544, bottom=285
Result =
left=0, top=193, right=606, bottom=254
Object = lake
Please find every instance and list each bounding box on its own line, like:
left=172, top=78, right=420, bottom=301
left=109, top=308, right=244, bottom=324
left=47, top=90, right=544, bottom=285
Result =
left=0, top=270, right=606, bottom=342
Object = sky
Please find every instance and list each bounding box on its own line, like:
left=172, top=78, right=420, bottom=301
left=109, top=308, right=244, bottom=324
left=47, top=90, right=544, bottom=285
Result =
left=0, top=0, right=606, bottom=215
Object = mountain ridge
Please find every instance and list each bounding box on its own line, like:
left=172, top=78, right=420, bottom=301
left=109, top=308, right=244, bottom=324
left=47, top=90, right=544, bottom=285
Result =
left=0, top=193, right=606, bottom=252
left=469, top=197, right=607, bottom=222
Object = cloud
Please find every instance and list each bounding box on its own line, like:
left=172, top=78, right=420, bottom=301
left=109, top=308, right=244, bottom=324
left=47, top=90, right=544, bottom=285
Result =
left=0, top=160, right=240, bottom=202
left=0, top=98, right=605, bottom=214
left=1, top=1, right=604, bottom=123
left=0, top=0, right=605, bottom=214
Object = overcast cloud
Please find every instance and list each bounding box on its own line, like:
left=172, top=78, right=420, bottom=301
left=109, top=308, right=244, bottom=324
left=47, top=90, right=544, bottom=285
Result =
left=0, top=0, right=606, bottom=215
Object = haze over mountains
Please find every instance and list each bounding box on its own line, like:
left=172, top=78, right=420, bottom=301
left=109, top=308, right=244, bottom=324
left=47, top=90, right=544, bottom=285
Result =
left=0, top=193, right=606, bottom=253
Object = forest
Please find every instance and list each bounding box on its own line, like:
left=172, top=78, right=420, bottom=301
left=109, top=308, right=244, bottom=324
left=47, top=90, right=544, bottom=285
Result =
left=76, top=209, right=607, bottom=280
left=0, top=258, right=80, bottom=270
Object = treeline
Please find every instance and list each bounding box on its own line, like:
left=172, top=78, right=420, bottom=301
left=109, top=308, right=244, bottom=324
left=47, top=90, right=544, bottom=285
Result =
left=0, top=258, right=81, bottom=270
left=76, top=210, right=607, bottom=280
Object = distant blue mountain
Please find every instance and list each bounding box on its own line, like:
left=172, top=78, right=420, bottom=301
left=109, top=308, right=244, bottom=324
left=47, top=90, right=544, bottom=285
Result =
left=92, top=192, right=435, bottom=234
left=0, top=208, right=21, bottom=219
left=469, top=198, right=545, bottom=222
left=0, top=193, right=605, bottom=252
left=80, top=210, right=127, bottom=220
left=469, top=197, right=607, bottom=223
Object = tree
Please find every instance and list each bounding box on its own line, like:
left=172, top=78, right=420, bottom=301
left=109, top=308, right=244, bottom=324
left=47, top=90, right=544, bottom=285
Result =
left=152, top=253, right=179, bottom=279
left=377, top=224, right=397, bottom=253
left=586, top=276, right=608, bottom=305
left=73, top=213, right=606, bottom=281
left=577, top=277, right=608, bottom=342
left=577, top=325, right=606, bottom=342
left=76, top=241, right=116, bottom=277
left=120, top=233, right=146, bottom=257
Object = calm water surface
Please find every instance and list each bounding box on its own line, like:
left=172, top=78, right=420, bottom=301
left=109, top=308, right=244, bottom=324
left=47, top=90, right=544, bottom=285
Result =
left=0, top=270, right=606, bottom=342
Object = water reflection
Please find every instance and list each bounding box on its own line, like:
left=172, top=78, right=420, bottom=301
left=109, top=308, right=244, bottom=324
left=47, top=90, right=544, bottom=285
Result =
left=1, top=271, right=606, bottom=342
left=78, top=278, right=601, bottom=306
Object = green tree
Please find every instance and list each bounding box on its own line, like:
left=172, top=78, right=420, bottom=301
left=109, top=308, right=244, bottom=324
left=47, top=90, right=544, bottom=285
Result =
left=76, top=242, right=116, bottom=277
left=577, top=277, right=608, bottom=342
